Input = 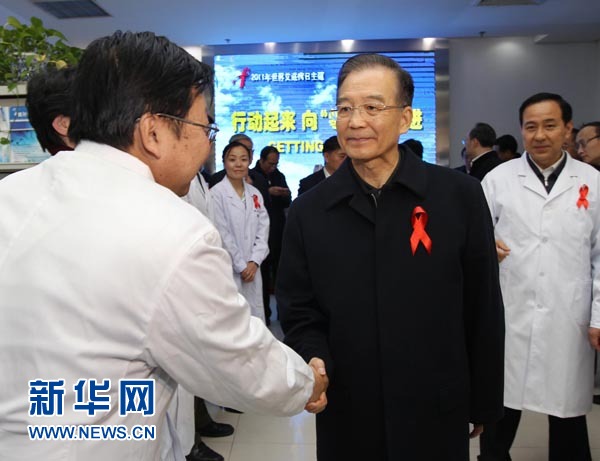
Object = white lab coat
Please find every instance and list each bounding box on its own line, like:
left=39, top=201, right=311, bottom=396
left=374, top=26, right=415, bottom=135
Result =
left=162, top=173, right=214, bottom=460
left=210, top=176, right=270, bottom=323
left=183, top=173, right=214, bottom=222
left=0, top=142, right=313, bottom=461
left=482, top=153, right=600, bottom=417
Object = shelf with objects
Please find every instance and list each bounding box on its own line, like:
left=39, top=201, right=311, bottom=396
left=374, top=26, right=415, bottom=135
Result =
left=0, top=16, right=81, bottom=174
left=0, top=91, right=50, bottom=169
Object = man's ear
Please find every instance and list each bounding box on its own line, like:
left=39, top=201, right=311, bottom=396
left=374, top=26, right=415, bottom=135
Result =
left=52, top=115, right=70, bottom=138
left=137, top=114, right=162, bottom=160
left=398, top=106, right=413, bottom=135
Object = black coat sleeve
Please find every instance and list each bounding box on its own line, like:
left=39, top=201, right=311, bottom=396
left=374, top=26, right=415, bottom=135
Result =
left=463, top=181, right=505, bottom=424
left=275, top=204, right=334, bottom=374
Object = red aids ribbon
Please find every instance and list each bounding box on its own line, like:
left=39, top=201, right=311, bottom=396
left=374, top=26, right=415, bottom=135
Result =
left=252, top=194, right=261, bottom=209
left=577, top=185, right=589, bottom=210
left=410, top=206, right=432, bottom=255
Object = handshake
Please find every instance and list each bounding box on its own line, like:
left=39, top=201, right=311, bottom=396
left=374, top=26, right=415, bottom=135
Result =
left=305, top=357, right=329, bottom=414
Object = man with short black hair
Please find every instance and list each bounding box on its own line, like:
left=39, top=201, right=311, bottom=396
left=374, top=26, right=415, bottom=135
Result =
left=298, top=135, right=346, bottom=195
left=481, top=92, right=600, bottom=461
left=465, top=122, right=502, bottom=180
left=0, top=31, right=326, bottom=460
left=25, top=66, right=76, bottom=154
left=494, top=134, right=520, bottom=162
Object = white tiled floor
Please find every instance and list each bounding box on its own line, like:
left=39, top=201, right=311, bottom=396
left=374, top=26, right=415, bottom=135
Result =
left=203, top=394, right=600, bottom=461
left=200, top=307, right=600, bottom=461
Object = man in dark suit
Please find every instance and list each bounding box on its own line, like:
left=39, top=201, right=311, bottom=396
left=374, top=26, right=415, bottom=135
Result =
left=298, top=136, right=346, bottom=195
left=251, top=146, right=291, bottom=324
left=465, top=122, right=502, bottom=181
left=277, top=53, right=505, bottom=461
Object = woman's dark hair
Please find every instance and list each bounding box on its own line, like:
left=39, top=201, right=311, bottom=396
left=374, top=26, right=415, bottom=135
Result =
left=222, top=141, right=251, bottom=161
left=68, top=31, right=214, bottom=150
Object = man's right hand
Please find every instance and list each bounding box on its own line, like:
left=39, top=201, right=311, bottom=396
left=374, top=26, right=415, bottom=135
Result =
left=496, top=239, right=510, bottom=263
left=305, top=357, right=328, bottom=414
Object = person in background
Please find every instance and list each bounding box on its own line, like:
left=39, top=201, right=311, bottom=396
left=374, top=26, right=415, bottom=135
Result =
left=494, top=134, right=520, bottom=162
left=251, top=145, right=291, bottom=325
left=277, top=53, right=504, bottom=461
left=209, top=134, right=270, bottom=208
left=210, top=141, right=270, bottom=324
left=25, top=66, right=76, bottom=154
left=465, top=122, right=502, bottom=181
left=577, top=122, right=600, bottom=168
left=297, top=135, right=346, bottom=195
left=454, top=146, right=469, bottom=173
left=566, top=127, right=582, bottom=160
left=0, top=30, right=326, bottom=460
left=400, top=138, right=424, bottom=159
left=480, top=93, right=600, bottom=461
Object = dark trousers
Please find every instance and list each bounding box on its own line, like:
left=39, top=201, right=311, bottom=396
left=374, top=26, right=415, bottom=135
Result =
left=260, top=256, right=272, bottom=323
left=479, top=406, right=591, bottom=461
left=193, top=397, right=213, bottom=443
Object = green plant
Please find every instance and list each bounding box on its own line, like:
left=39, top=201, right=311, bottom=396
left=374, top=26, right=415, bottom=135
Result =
left=0, top=16, right=82, bottom=91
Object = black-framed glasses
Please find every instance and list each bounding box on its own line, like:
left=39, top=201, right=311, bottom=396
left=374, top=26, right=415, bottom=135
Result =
left=330, top=102, right=408, bottom=119
left=156, top=113, right=219, bottom=142
left=576, top=135, right=600, bottom=150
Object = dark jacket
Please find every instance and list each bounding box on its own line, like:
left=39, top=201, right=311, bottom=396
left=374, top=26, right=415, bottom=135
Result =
left=250, top=164, right=291, bottom=256
left=277, top=146, right=505, bottom=461
left=469, top=150, right=502, bottom=181
left=298, top=169, right=326, bottom=196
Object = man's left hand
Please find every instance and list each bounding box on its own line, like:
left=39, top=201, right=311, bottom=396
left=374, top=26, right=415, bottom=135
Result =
left=589, top=327, right=600, bottom=351
left=469, top=424, right=484, bottom=439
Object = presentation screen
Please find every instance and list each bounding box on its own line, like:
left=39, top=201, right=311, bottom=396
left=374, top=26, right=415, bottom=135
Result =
left=214, top=51, right=436, bottom=197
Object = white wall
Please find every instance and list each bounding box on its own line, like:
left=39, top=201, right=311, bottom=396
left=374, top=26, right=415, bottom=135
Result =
left=448, top=37, right=599, bottom=167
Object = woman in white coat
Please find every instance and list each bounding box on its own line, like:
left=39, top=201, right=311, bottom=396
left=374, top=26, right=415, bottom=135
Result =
left=211, top=141, right=270, bottom=323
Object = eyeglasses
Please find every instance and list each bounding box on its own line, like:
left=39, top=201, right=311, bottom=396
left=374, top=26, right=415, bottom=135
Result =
left=156, top=113, right=219, bottom=142
left=330, top=102, right=408, bottom=119
left=576, top=135, right=600, bottom=150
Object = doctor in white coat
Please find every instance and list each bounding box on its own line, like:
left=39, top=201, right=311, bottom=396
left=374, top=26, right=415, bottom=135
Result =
left=211, top=141, right=270, bottom=323
left=0, top=31, right=327, bottom=461
left=480, top=92, right=600, bottom=461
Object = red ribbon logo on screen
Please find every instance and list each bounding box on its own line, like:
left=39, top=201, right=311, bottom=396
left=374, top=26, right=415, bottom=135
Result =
left=233, top=67, right=251, bottom=89
left=410, top=206, right=432, bottom=255
left=577, top=185, right=589, bottom=210
left=252, top=194, right=260, bottom=209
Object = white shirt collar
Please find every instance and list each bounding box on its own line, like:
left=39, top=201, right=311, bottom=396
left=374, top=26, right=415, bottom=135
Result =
left=74, top=140, right=155, bottom=181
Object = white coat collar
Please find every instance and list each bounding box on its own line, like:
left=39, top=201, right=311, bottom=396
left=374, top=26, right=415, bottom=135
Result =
left=222, top=176, right=247, bottom=211
left=517, top=151, right=578, bottom=202
left=74, top=140, right=155, bottom=181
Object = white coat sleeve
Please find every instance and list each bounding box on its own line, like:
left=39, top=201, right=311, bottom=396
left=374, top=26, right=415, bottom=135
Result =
left=211, top=188, right=248, bottom=273
left=481, top=175, right=497, bottom=226
left=250, top=193, right=270, bottom=265
left=590, top=174, right=600, bottom=329
left=144, top=226, right=314, bottom=416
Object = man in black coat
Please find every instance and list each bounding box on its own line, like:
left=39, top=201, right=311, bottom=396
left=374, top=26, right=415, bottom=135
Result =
left=276, top=54, right=505, bottom=461
left=251, top=146, right=291, bottom=323
left=298, top=136, right=346, bottom=195
left=465, top=122, right=502, bottom=181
